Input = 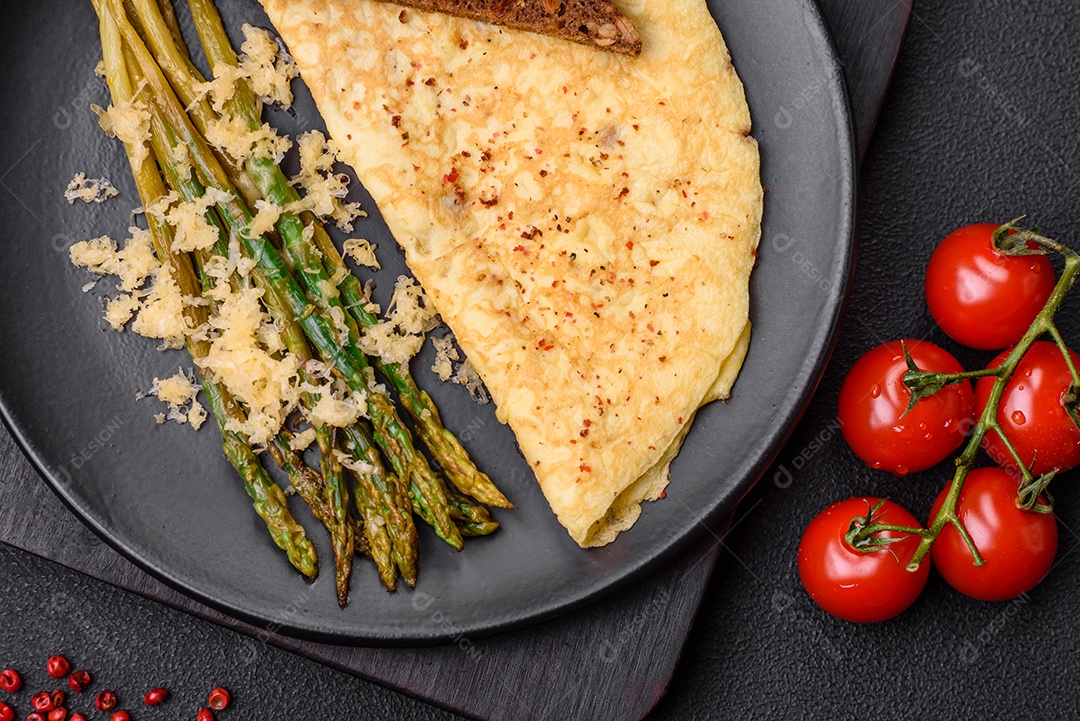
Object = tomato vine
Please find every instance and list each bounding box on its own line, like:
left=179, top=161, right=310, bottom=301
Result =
left=847, top=218, right=1080, bottom=571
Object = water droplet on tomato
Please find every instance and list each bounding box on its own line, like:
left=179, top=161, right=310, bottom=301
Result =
left=924, top=432, right=933, bottom=441
left=870, top=384, right=881, bottom=398
left=872, top=460, right=883, bottom=469
left=896, top=465, right=909, bottom=475
left=1025, top=368, right=1033, bottom=377
left=894, top=425, right=914, bottom=439
left=918, top=422, right=928, bottom=431
left=1017, top=384, right=1025, bottom=391
left=1012, top=410, right=1027, bottom=425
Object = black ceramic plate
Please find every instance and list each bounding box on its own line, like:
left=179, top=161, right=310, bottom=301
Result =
left=0, top=0, right=854, bottom=644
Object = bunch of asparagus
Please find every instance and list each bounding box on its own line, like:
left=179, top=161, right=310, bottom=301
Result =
left=90, top=0, right=510, bottom=606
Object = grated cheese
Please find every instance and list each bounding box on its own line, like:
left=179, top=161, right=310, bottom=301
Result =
left=190, top=25, right=296, bottom=114
left=245, top=199, right=283, bottom=238
left=131, top=263, right=189, bottom=349
left=333, top=449, right=378, bottom=477
left=104, top=293, right=142, bottom=330
left=191, top=62, right=247, bottom=114
left=359, top=276, right=440, bottom=364
left=69, top=227, right=158, bottom=292
left=430, top=334, right=460, bottom=382
left=239, top=24, right=299, bottom=108
left=206, top=114, right=292, bottom=164
left=328, top=305, right=352, bottom=347
left=149, top=370, right=207, bottom=430
left=308, top=391, right=366, bottom=428
left=288, top=130, right=362, bottom=231
left=187, top=402, right=208, bottom=430
left=69, top=235, right=119, bottom=273
left=342, top=238, right=380, bottom=269
left=92, top=95, right=151, bottom=172
left=454, top=358, right=490, bottom=405
left=65, top=173, right=119, bottom=204
left=289, top=427, right=317, bottom=451
left=165, top=188, right=231, bottom=253
left=152, top=371, right=201, bottom=407
left=202, top=287, right=301, bottom=445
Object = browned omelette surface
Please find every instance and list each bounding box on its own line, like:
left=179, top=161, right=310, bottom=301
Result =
left=260, top=0, right=762, bottom=546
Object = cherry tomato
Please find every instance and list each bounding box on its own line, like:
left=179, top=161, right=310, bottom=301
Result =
left=839, top=339, right=974, bottom=475
left=929, top=467, right=1057, bottom=601
left=925, top=223, right=1054, bottom=350
left=798, top=497, right=929, bottom=623
left=975, top=341, right=1080, bottom=476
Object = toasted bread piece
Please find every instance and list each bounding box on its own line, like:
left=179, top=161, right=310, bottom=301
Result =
left=380, top=0, right=642, bottom=56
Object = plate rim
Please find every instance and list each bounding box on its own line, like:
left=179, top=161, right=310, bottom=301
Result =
left=0, top=0, right=857, bottom=645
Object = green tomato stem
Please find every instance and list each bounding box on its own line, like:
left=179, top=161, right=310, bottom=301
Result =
left=849, top=221, right=1080, bottom=572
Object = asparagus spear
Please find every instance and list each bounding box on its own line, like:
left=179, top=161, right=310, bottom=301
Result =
left=269, top=431, right=332, bottom=524
left=123, top=0, right=264, bottom=207
left=119, top=13, right=470, bottom=551
left=447, top=490, right=500, bottom=537
left=150, top=101, right=407, bottom=597
left=133, top=63, right=359, bottom=605
left=94, top=0, right=318, bottom=580
left=134, top=0, right=494, bottom=548
left=184, top=0, right=510, bottom=510
left=341, top=423, right=419, bottom=586
left=267, top=431, right=377, bottom=563
left=114, top=1, right=449, bottom=582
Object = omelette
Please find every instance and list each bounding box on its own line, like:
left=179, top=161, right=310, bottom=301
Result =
left=259, top=0, right=762, bottom=547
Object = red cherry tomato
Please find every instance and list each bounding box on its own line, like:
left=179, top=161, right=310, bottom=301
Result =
left=975, top=341, right=1080, bottom=476
left=925, top=223, right=1054, bottom=350
left=798, top=497, right=929, bottom=623
left=930, top=467, right=1057, bottom=601
left=839, top=339, right=974, bottom=475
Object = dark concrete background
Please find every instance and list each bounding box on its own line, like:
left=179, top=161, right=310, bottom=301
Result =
left=3, top=1, right=1080, bottom=719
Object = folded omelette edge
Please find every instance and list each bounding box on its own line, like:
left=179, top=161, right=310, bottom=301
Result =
left=259, top=0, right=763, bottom=547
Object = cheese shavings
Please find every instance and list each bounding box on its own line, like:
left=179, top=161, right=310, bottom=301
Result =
left=65, top=173, right=119, bottom=204
left=289, top=427, right=317, bottom=451
left=69, top=232, right=157, bottom=292
left=333, top=449, right=378, bottom=477
left=202, top=287, right=301, bottom=446
left=359, top=276, right=440, bottom=364
left=288, top=130, right=362, bottom=231
left=430, top=334, right=459, bottom=382
left=245, top=199, right=283, bottom=238
left=150, top=370, right=207, bottom=430
left=342, top=238, right=380, bottom=269
left=191, top=25, right=297, bottom=113
left=92, top=96, right=151, bottom=172
left=163, top=188, right=232, bottom=253
left=239, top=24, right=298, bottom=107
left=206, top=114, right=292, bottom=164
left=131, top=263, right=189, bottom=349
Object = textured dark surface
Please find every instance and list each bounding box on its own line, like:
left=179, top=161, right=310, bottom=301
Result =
left=0, top=0, right=868, bottom=715
left=8, top=1, right=1078, bottom=720
left=0, top=0, right=853, bottom=645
